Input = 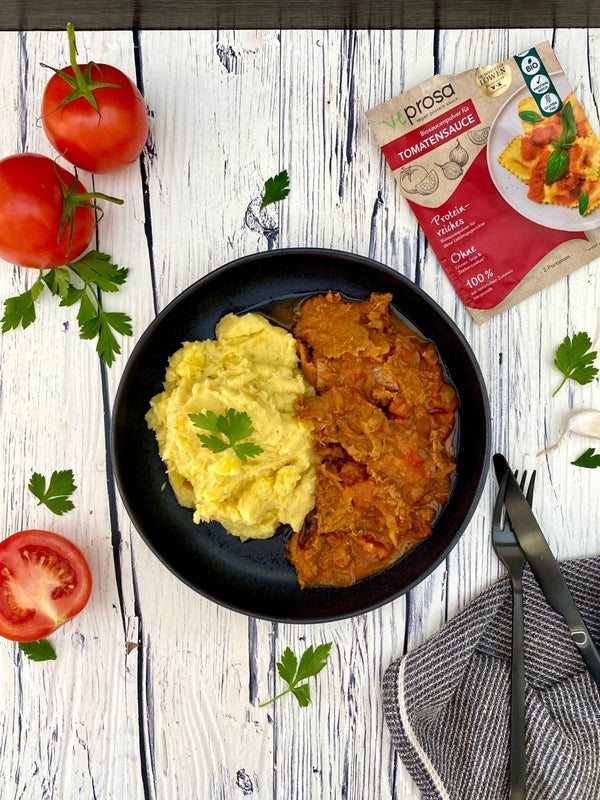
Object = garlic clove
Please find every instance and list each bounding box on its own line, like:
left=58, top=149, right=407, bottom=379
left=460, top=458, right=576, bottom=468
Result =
left=539, top=409, right=600, bottom=455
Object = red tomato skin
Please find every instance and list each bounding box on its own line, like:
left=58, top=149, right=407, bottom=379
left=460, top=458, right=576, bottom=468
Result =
left=0, top=154, right=95, bottom=269
left=41, top=63, right=149, bottom=173
left=0, top=529, right=92, bottom=642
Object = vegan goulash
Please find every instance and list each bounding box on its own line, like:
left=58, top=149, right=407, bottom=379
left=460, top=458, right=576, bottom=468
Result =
left=147, top=293, right=458, bottom=588
left=287, top=292, right=457, bottom=587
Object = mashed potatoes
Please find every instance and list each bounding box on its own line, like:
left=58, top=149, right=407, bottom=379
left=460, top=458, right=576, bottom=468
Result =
left=146, top=312, right=317, bottom=540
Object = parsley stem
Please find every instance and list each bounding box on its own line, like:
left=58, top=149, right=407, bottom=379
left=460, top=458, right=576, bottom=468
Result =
left=258, top=688, right=293, bottom=708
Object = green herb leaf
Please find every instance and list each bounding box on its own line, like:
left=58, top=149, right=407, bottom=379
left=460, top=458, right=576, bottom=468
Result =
left=558, top=101, right=577, bottom=146
left=545, top=103, right=577, bottom=185
left=579, top=190, right=590, bottom=216
left=519, top=110, right=543, bottom=123
left=1, top=274, right=46, bottom=332
left=260, top=170, right=290, bottom=209
left=2, top=289, right=38, bottom=331
left=1, top=251, right=132, bottom=367
left=259, top=642, right=333, bottom=708
left=571, top=447, right=600, bottom=469
left=68, top=250, right=129, bottom=293
left=190, top=409, right=220, bottom=434
left=189, top=408, right=264, bottom=461
left=291, top=684, right=312, bottom=707
left=42, top=267, right=72, bottom=298
left=216, top=408, right=253, bottom=440
left=553, top=331, right=599, bottom=395
left=197, top=433, right=231, bottom=453
left=28, top=469, right=76, bottom=515
left=295, top=643, right=333, bottom=682
left=18, top=639, right=57, bottom=662
left=63, top=251, right=132, bottom=366
left=93, top=311, right=132, bottom=366
left=277, top=646, right=298, bottom=685
left=545, top=147, right=570, bottom=184
left=232, top=441, right=264, bottom=462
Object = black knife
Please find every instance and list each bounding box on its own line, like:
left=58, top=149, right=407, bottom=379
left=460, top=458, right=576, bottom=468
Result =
left=502, top=466, right=600, bottom=690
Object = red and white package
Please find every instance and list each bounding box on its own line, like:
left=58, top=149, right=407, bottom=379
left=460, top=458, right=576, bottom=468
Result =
left=366, top=42, right=600, bottom=322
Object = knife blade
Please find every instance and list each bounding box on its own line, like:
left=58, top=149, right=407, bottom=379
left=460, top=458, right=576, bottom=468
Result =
left=503, top=466, right=600, bottom=691
left=492, top=452, right=510, bottom=486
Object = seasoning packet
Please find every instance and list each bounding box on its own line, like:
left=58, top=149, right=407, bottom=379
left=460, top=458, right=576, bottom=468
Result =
left=366, top=42, right=600, bottom=322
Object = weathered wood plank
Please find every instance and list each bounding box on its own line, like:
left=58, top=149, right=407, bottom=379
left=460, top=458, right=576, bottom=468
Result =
left=0, top=29, right=147, bottom=799
left=1, top=0, right=600, bottom=32
left=128, top=28, right=283, bottom=800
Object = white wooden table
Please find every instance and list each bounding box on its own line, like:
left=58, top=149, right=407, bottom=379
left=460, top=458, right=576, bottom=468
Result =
left=0, top=26, right=599, bottom=800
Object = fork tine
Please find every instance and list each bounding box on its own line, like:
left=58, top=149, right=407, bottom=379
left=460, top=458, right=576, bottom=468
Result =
left=493, top=471, right=509, bottom=526
left=514, top=467, right=536, bottom=507
left=513, top=468, right=536, bottom=509
left=526, top=470, right=536, bottom=506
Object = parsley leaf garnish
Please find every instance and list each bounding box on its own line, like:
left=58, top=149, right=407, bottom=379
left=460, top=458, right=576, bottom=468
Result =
left=571, top=447, right=600, bottom=469
left=19, top=639, right=57, bottom=662
left=188, top=408, right=264, bottom=462
left=260, top=170, right=290, bottom=209
left=552, top=331, right=598, bottom=396
left=259, top=642, right=333, bottom=708
left=28, top=469, right=76, bottom=515
left=1, top=250, right=132, bottom=367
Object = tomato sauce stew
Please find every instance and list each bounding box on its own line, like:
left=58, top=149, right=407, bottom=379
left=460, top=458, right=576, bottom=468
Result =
left=286, top=292, right=458, bottom=588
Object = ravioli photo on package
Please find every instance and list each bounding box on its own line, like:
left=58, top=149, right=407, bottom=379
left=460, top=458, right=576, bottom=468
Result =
left=366, top=42, right=600, bottom=322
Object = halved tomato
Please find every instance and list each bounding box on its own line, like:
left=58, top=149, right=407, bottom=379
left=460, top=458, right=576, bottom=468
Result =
left=0, top=529, right=92, bottom=642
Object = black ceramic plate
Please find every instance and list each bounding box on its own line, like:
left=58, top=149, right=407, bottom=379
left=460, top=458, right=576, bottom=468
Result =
left=111, top=249, right=490, bottom=622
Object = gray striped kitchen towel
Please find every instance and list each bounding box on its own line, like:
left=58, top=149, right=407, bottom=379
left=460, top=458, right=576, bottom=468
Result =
left=383, top=557, right=600, bottom=800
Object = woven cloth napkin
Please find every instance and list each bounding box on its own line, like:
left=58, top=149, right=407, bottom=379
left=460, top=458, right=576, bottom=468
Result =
left=382, top=557, right=600, bottom=800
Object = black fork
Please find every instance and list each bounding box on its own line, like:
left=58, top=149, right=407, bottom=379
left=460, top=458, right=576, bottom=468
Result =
left=492, top=454, right=536, bottom=800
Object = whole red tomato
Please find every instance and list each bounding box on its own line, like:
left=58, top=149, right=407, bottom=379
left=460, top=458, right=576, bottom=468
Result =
left=0, top=153, right=96, bottom=269
left=0, top=529, right=92, bottom=642
left=41, top=26, right=149, bottom=173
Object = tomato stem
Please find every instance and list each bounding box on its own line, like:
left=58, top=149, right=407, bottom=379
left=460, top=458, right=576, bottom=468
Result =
left=41, top=23, right=122, bottom=116
left=66, top=23, right=89, bottom=99
left=56, top=166, right=124, bottom=248
left=67, top=22, right=79, bottom=73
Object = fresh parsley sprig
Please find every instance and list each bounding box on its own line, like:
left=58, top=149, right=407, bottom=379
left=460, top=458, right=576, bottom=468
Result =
left=189, top=408, right=264, bottom=462
left=260, top=170, right=290, bottom=209
left=552, top=331, right=598, bottom=396
left=28, top=469, right=76, bottom=515
left=572, top=447, right=600, bottom=469
left=1, top=250, right=132, bottom=367
left=19, top=639, right=57, bottom=662
left=259, top=642, right=333, bottom=708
